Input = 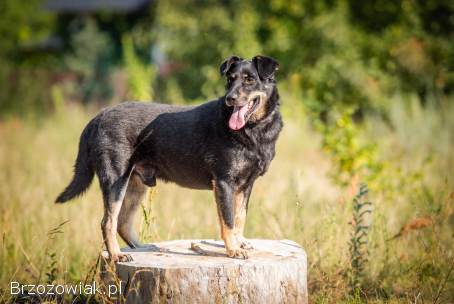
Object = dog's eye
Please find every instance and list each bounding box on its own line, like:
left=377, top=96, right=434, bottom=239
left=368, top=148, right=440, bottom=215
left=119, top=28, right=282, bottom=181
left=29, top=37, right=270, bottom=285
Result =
left=244, top=76, right=255, bottom=84
left=227, top=76, right=235, bottom=84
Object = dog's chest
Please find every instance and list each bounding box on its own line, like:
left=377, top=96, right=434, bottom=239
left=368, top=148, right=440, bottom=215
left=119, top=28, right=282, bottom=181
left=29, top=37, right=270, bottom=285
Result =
left=229, top=143, right=274, bottom=185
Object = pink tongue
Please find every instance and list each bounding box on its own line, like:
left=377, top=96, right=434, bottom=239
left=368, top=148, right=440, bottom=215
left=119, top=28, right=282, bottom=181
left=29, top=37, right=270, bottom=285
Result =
left=228, top=105, right=249, bottom=130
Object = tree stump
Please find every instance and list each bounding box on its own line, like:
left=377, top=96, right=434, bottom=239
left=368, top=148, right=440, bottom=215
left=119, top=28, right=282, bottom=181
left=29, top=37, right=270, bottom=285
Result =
left=101, top=239, right=307, bottom=304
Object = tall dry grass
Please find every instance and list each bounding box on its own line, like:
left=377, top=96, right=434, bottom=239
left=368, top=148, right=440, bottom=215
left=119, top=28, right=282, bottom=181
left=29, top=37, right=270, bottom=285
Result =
left=0, top=97, right=453, bottom=303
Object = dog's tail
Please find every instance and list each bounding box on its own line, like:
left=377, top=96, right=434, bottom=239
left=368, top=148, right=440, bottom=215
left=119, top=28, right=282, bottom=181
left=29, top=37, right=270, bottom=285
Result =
left=56, top=125, right=95, bottom=203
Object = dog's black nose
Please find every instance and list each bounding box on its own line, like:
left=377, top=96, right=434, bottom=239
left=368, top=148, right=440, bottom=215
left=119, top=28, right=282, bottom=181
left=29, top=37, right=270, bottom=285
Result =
left=226, top=93, right=238, bottom=106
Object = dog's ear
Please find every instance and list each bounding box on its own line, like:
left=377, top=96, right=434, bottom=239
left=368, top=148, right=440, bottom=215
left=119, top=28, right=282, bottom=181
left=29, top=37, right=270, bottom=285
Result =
left=220, top=55, right=243, bottom=76
left=252, top=55, right=279, bottom=80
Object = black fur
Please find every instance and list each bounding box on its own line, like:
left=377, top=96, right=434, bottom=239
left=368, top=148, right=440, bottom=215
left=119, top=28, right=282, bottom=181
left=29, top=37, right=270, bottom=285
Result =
left=55, top=124, right=95, bottom=203
left=57, top=55, right=282, bottom=250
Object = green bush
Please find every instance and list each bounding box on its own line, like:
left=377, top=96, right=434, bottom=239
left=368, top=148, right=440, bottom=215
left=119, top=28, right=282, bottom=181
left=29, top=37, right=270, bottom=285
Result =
left=65, top=18, right=114, bottom=103
left=122, top=35, right=156, bottom=101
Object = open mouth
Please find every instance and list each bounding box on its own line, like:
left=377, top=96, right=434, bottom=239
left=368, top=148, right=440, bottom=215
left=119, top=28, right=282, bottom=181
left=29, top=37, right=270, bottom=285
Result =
left=228, top=92, right=266, bottom=131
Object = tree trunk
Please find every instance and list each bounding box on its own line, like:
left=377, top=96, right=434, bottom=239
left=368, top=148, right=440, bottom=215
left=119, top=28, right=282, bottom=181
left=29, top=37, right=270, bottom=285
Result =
left=101, top=239, right=307, bottom=304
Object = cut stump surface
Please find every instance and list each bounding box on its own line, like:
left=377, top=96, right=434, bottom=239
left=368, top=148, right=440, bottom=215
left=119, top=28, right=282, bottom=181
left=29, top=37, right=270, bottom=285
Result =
left=101, top=239, right=307, bottom=304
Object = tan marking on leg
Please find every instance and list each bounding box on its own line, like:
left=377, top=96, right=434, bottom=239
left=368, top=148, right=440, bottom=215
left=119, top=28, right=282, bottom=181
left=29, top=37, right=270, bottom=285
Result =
left=233, top=191, right=252, bottom=249
left=215, top=191, right=236, bottom=252
left=233, top=191, right=245, bottom=238
left=118, top=175, right=147, bottom=248
left=101, top=198, right=123, bottom=261
left=212, top=181, right=247, bottom=259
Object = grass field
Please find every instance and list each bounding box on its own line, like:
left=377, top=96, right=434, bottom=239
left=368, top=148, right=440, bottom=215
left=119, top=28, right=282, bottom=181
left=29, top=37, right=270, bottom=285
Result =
left=0, top=98, right=453, bottom=303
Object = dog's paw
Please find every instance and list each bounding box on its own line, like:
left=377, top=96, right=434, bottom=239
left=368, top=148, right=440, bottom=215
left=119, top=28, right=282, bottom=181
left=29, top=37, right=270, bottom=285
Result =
left=240, top=241, right=253, bottom=250
left=227, top=248, right=249, bottom=259
left=238, top=237, right=254, bottom=250
left=111, top=253, right=133, bottom=263
left=235, top=235, right=254, bottom=250
left=119, top=253, right=133, bottom=262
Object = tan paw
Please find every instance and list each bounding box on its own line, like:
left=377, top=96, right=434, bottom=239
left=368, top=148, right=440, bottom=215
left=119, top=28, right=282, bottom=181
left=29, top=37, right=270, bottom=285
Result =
left=111, top=253, right=133, bottom=263
left=227, top=248, right=249, bottom=259
left=240, top=239, right=254, bottom=250
left=237, top=236, right=254, bottom=250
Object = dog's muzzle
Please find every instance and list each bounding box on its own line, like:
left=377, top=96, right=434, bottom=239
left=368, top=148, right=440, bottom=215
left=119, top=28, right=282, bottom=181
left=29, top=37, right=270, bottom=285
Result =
left=228, top=91, right=266, bottom=131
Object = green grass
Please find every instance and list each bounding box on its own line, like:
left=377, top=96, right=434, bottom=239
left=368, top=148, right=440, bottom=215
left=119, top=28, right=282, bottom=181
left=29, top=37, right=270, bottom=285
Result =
left=0, top=98, right=453, bottom=303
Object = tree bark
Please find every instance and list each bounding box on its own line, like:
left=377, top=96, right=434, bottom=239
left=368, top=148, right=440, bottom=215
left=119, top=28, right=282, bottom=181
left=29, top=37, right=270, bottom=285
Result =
left=101, top=239, right=307, bottom=304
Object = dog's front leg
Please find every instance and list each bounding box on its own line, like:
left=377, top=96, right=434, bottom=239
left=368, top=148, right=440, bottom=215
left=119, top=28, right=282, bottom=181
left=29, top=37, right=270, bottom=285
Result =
left=213, top=180, right=248, bottom=259
left=234, top=185, right=253, bottom=250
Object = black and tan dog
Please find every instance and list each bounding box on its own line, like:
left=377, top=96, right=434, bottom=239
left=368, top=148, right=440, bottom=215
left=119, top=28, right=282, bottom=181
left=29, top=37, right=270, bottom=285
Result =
left=56, top=55, right=283, bottom=262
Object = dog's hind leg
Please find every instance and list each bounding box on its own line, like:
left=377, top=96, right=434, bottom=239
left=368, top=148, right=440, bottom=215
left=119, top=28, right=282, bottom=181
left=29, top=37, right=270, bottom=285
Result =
left=118, top=174, right=147, bottom=248
left=99, top=160, right=133, bottom=262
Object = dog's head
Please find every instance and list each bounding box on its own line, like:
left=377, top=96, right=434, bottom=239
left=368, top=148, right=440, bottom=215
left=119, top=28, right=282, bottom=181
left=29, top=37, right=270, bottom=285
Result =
left=220, top=55, right=279, bottom=131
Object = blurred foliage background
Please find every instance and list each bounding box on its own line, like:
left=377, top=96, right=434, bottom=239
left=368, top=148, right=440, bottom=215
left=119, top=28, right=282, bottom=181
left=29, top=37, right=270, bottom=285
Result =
left=0, top=0, right=453, bottom=303
left=2, top=0, right=453, bottom=116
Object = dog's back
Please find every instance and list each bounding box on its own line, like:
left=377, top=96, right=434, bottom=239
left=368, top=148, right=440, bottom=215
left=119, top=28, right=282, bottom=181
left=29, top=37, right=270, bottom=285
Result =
left=56, top=101, right=195, bottom=202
